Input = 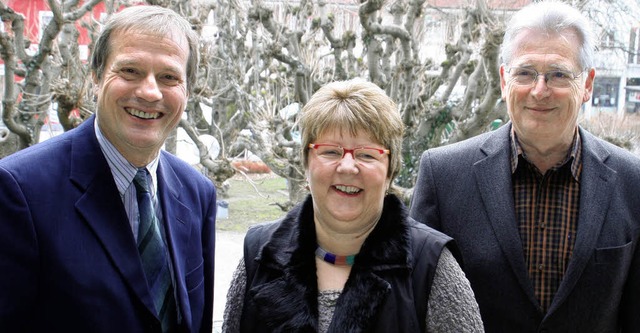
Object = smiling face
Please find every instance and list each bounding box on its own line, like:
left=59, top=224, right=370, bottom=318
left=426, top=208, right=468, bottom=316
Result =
left=500, top=29, right=595, bottom=148
left=94, top=29, right=189, bottom=166
left=307, top=129, right=391, bottom=236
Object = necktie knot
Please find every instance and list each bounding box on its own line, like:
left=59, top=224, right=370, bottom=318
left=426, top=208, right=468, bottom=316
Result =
left=134, top=169, right=151, bottom=194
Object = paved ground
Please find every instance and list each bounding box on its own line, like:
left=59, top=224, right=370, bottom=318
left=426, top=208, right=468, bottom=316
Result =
left=213, top=230, right=246, bottom=331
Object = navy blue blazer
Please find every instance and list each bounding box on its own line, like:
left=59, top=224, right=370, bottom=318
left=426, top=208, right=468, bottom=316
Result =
left=0, top=117, right=216, bottom=332
left=410, top=123, right=640, bottom=332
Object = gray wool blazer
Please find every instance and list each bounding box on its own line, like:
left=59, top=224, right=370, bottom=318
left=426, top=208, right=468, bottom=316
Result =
left=409, top=122, right=640, bottom=333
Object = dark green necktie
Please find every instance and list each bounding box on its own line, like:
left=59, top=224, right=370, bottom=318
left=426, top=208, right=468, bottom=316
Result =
left=134, top=169, right=176, bottom=331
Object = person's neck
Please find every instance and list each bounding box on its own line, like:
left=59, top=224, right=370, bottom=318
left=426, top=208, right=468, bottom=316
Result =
left=313, top=217, right=379, bottom=256
left=97, top=123, right=160, bottom=168
left=519, top=134, right=573, bottom=174
left=126, top=153, right=158, bottom=169
left=115, top=143, right=159, bottom=168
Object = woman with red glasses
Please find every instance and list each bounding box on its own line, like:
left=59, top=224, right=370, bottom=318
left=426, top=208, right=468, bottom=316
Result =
left=222, top=79, right=483, bottom=332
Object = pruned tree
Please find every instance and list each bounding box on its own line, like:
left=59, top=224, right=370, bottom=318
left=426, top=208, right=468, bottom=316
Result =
left=219, top=0, right=510, bottom=203
left=2, top=0, right=638, bottom=208
left=0, top=0, right=102, bottom=155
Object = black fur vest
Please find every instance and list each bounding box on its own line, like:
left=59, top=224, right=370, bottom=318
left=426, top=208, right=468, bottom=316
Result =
left=240, top=195, right=458, bottom=332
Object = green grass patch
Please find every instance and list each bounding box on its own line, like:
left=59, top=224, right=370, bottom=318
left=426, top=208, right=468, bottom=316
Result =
left=215, top=174, right=289, bottom=232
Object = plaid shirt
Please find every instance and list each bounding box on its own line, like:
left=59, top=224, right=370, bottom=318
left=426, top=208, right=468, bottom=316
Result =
left=510, top=129, right=582, bottom=313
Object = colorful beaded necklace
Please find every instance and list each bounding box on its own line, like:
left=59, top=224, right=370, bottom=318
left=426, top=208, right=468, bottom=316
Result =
left=315, top=245, right=357, bottom=266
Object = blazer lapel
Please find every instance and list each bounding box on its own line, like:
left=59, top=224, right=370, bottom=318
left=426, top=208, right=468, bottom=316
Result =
left=69, top=119, right=155, bottom=313
left=547, top=128, right=617, bottom=314
left=473, top=124, right=538, bottom=306
left=156, top=155, right=192, bottom=324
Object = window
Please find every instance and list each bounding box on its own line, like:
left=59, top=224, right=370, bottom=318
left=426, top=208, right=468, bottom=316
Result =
left=600, top=31, right=615, bottom=49
left=629, top=27, right=639, bottom=64
left=592, top=77, right=619, bottom=108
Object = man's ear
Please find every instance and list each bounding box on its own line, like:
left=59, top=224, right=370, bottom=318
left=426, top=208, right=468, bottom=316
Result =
left=92, top=72, right=99, bottom=93
left=583, top=68, right=596, bottom=103
left=499, top=65, right=507, bottom=100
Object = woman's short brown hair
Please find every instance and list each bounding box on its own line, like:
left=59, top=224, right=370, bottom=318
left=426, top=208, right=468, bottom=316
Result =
left=299, top=79, right=404, bottom=181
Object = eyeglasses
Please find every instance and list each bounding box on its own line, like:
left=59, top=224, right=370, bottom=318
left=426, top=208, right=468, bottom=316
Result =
left=308, top=143, right=390, bottom=164
left=506, top=67, right=584, bottom=88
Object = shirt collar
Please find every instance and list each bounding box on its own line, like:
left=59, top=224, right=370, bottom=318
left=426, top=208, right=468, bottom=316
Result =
left=509, top=126, right=582, bottom=181
left=94, top=117, right=160, bottom=196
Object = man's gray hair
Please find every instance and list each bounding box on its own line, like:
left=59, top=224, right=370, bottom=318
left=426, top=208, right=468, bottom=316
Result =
left=500, top=1, right=596, bottom=70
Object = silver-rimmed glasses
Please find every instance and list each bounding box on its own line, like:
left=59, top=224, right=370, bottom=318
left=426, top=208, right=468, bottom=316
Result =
left=308, top=143, right=390, bottom=164
left=505, top=66, right=585, bottom=88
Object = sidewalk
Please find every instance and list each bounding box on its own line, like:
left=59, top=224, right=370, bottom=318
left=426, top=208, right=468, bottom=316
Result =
left=213, top=230, right=246, bottom=331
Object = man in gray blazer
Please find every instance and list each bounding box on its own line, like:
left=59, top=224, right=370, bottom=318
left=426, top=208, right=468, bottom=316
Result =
left=410, top=2, right=640, bottom=332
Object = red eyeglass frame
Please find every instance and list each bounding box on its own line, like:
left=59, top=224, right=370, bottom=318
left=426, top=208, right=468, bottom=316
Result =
left=308, top=143, right=390, bottom=158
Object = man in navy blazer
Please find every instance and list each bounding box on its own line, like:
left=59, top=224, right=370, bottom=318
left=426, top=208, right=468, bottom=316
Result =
left=0, top=6, right=216, bottom=332
left=410, top=2, right=640, bottom=332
